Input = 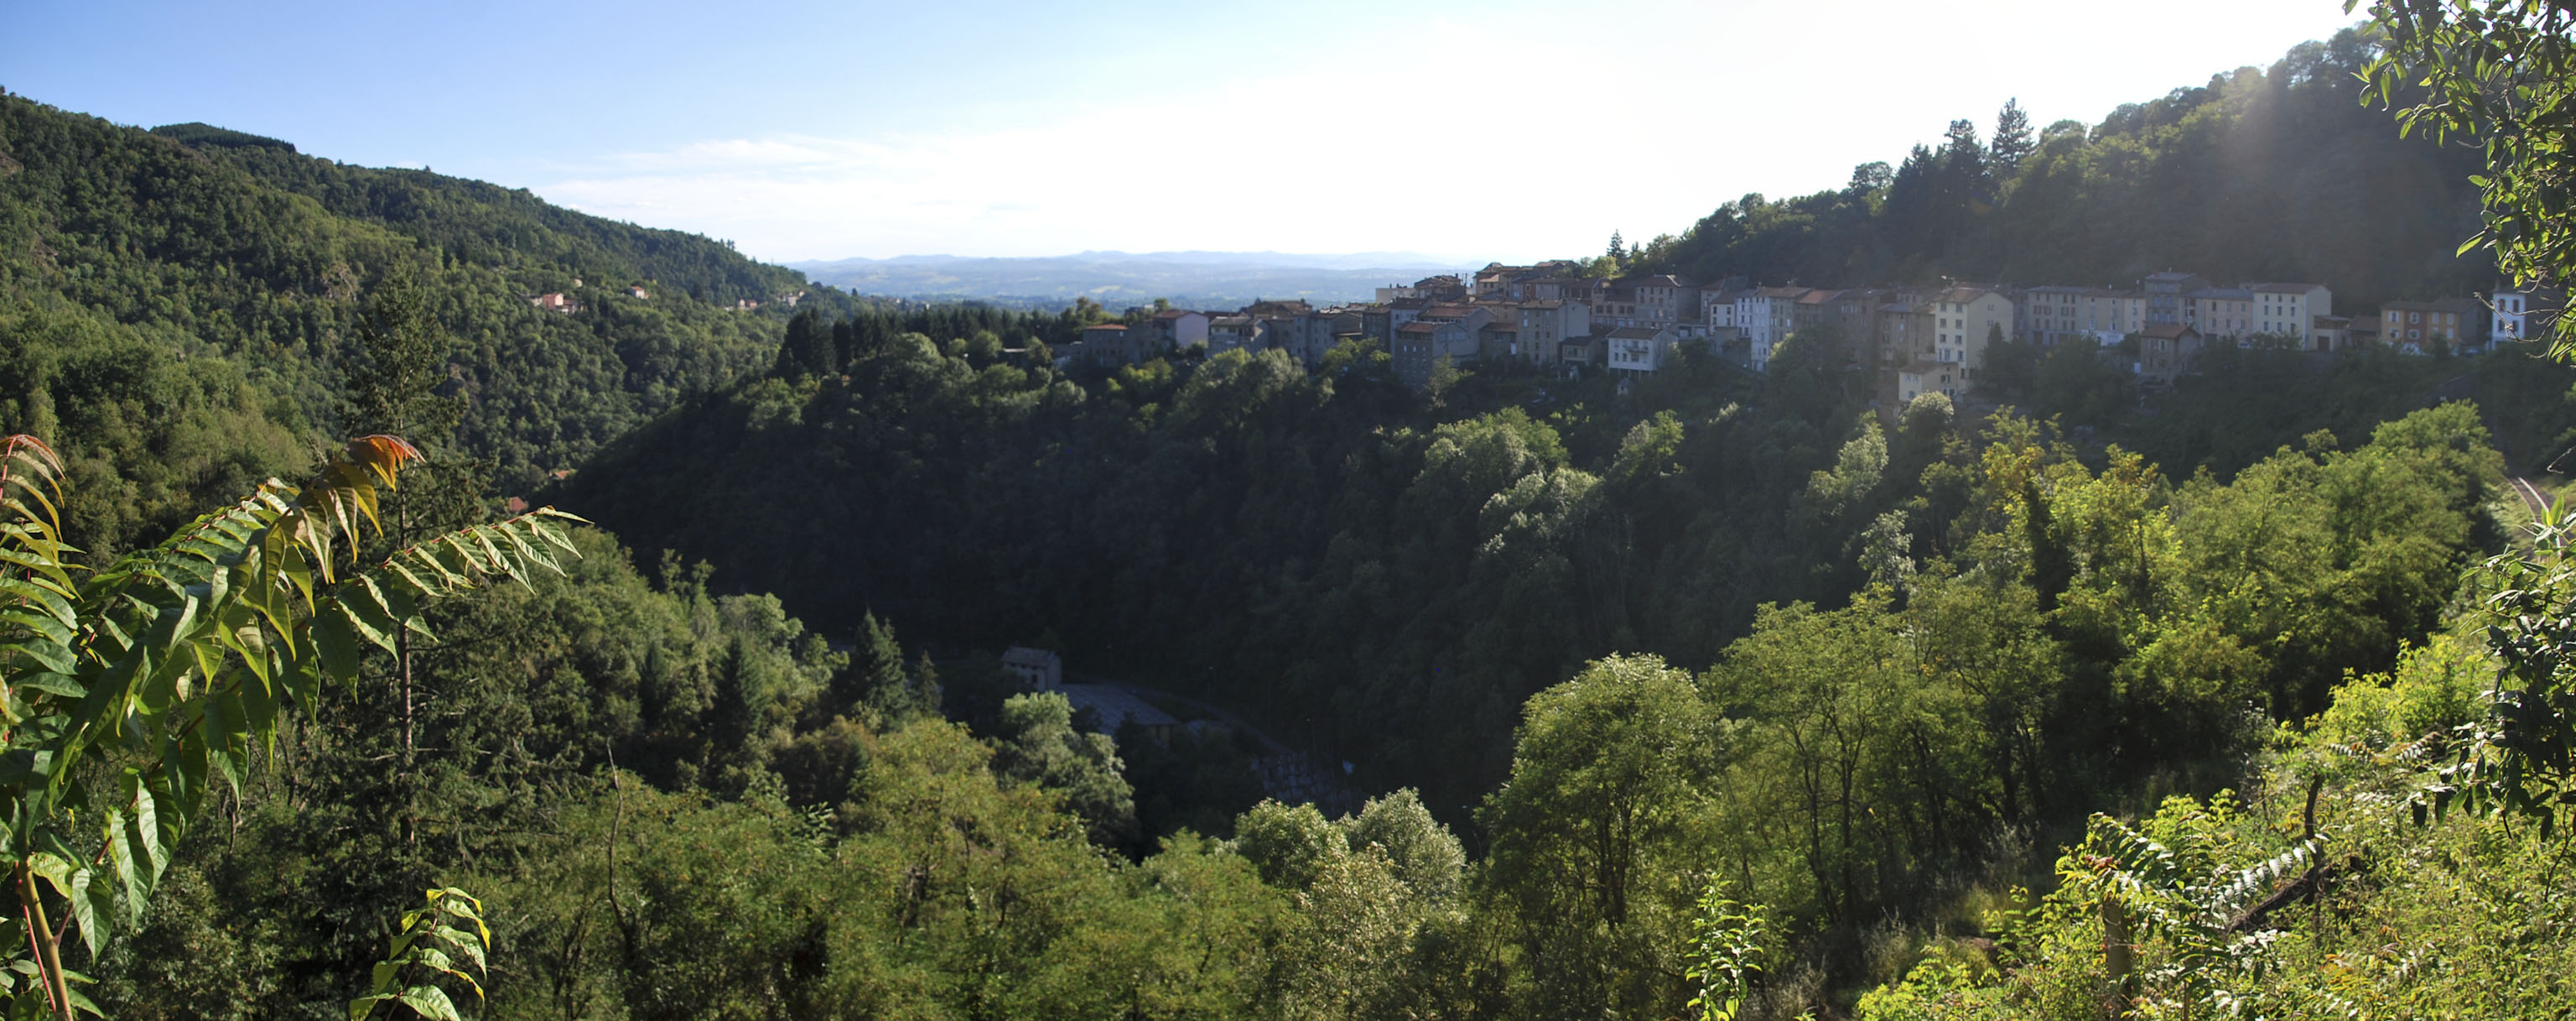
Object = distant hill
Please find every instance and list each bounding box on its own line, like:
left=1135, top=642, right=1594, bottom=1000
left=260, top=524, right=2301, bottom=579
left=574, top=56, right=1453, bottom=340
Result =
left=0, top=92, right=846, bottom=551
left=791, top=250, right=1459, bottom=310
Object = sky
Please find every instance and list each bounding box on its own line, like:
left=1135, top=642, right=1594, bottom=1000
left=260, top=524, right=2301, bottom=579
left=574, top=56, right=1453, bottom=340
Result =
left=5, top=0, right=2364, bottom=266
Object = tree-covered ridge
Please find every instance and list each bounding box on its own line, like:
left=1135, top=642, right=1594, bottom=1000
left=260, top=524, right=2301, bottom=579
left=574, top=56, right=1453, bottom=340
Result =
left=1643, top=28, right=2493, bottom=309
left=563, top=293, right=2524, bottom=830
left=0, top=91, right=843, bottom=540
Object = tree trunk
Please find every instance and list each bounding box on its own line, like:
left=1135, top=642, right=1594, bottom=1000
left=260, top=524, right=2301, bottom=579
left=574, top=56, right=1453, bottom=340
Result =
left=2101, top=895, right=2134, bottom=1015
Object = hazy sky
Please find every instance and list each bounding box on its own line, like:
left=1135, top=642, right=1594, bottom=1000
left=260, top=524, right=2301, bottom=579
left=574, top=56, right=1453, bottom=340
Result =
left=7, top=0, right=2362, bottom=264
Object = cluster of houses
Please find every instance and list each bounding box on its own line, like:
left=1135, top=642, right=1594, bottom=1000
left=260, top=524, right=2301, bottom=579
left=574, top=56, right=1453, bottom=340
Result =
left=1056, top=261, right=2561, bottom=402
left=524, top=281, right=805, bottom=314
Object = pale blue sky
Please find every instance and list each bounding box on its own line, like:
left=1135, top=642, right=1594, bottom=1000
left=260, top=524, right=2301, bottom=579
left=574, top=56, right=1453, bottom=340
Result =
left=7, top=0, right=2364, bottom=264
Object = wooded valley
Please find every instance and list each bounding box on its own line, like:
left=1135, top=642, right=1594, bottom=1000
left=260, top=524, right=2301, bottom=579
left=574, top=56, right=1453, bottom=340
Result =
left=1, top=9, right=2573, bottom=1018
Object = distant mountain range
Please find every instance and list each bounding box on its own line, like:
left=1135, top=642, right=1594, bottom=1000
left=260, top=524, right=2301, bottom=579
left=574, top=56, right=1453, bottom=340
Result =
left=788, top=251, right=1466, bottom=310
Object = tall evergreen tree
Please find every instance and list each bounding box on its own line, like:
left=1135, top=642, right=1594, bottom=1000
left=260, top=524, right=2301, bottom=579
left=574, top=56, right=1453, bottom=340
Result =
left=772, top=307, right=834, bottom=378
left=1991, top=97, right=2035, bottom=179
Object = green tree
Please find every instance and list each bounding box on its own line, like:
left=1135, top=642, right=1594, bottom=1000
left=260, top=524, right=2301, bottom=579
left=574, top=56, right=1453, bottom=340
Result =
left=2353, top=0, right=2575, bottom=354
left=1480, top=654, right=1715, bottom=1018
left=1229, top=800, right=1346, bottom=891
left=992, top=691, right=1140, bottom=851
left=1341, top=789, right=1466, bottom=903
left=834, top=611, right=928, bottom=724
left=1990, top=97, right=2035, bottom=179
left=0, top=435, right=574, bottom=1019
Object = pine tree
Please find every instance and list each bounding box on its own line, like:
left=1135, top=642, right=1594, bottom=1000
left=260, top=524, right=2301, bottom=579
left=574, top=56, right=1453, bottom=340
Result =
left=836, top=611, right=918, bottom=722
left=772, top=308, right=834, bottom=377
left=1991, top=98, right=2035, bottom=179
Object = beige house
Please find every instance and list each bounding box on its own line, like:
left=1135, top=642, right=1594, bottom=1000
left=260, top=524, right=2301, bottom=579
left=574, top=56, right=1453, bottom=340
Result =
left=2184, top=287, right=2255, bottom=342
left=2137, top=323, right=2204, bottom=385
left=2249, top=283, right=2332, bottom=348
left=1897, top=361, right=1961, bottom=405
left=2380, top=299, right=2485, bottom=353
left=1929, top=286, right=2016, bottom=380
left=2022, top=286, right=2139, bottom=346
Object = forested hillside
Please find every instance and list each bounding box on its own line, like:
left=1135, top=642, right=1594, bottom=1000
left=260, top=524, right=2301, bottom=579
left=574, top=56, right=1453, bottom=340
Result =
left=562, top=298, right=2558, bottom=824
left=1639, top=25, right=2493, bottom=308
left=0, top=91, right=841, bottom=555
left=3, top=13, right=2574, bottom=1018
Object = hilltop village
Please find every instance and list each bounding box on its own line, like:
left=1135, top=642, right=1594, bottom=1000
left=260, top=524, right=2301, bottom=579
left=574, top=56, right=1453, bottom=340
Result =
left=1051, top=261, right=2559, bottom=405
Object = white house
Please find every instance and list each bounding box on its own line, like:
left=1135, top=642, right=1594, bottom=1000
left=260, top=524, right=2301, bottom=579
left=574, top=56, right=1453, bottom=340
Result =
left=1605, top=326, right=1680, bottom=376
left=2493, top=287, right=2559, bottom=347
left=1736, top=287, right=1810, bottom=371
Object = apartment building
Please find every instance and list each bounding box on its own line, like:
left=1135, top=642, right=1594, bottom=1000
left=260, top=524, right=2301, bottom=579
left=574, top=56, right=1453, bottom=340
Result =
left=2249, top=283, right=2332, bottom=348
left=2380, top=298, right=2485, bottom=353
left=1737, top=286, right=1810, bottom=371
left=1929, top=286, right=2016, bottom=378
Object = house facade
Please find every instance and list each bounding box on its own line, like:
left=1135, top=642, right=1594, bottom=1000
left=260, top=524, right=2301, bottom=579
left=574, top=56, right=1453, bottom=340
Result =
left=2493, top=287, right=2561, bottom=346
left=1737, top=287, right=1810, bottom=371
left=2380, top=299, right=2485, bottom=353
left=2249, top=283, right=2332, bottom=347
left=1605, top=326, right=1680, bottom=376
left=1897, top=361, right=1960, bottom=404
left=1515, top=300, right=1592, bottom=366
left=2137, top=323, right=2204, bottom=384
left=1929, top=286, right=2016, bottom=379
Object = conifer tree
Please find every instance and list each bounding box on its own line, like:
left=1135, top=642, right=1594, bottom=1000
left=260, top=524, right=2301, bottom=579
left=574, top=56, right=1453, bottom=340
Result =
left=1990, top=97, right=2034, bottom=179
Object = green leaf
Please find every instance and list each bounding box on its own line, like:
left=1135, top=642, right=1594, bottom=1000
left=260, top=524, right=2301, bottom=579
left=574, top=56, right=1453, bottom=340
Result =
left=311, top=606, right=361, bottom=683
left=337, top=576, right=400, bottom=652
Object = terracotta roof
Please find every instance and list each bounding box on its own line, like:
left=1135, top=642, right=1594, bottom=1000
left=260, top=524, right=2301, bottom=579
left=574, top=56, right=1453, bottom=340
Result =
left=1397, top=321, right=1441, bottom=335
left=1480, top=322, right=1518, bottom=334
left=1084, top=323, right=1129, bottom=331
left=1754, top=286, right=1811, bottom=299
